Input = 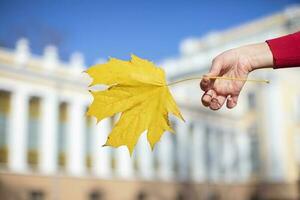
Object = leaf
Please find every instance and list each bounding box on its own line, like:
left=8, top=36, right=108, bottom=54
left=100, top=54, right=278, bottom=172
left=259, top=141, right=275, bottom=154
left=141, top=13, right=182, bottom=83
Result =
left=86, top=55, right=184, bottom=154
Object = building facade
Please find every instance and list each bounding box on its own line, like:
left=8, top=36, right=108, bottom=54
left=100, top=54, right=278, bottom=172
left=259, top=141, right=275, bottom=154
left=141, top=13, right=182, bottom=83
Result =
left=0, top=5, right=300, bottom=200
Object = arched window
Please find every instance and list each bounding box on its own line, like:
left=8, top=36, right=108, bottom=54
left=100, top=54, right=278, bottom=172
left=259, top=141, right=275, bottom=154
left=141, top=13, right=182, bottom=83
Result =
left=176, top=191, right=184, bottom=200
left=89, top=190, right=103, bottom=200
left=29, top=190, right=44, bottom=200
left=136, top=191, right=147, bottom=200
left=207, top=191, right=220, bottom=200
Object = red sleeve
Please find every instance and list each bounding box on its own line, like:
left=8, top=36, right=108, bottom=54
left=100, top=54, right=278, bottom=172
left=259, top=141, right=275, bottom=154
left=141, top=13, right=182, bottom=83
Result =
left=266, top=31, right=300, bottom=69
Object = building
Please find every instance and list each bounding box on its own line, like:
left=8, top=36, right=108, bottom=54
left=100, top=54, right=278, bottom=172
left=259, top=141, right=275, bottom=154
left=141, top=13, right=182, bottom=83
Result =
left=0, top=5, right=300, bottom=200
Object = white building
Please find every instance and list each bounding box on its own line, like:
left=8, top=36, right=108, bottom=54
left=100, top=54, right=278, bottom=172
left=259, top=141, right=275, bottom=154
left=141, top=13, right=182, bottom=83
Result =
left=0, top=5, right=300, bottom=200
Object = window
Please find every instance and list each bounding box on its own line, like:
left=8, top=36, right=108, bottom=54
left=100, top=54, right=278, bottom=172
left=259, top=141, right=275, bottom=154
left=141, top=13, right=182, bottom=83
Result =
left=170, top=121, right=179, bottom=176
left=187, top=123, right=194, bottom=178
left=248, top=125, right=260, bottom=175
left=27, top=97, right=41, bottom=169
left=294, top=95, right=300, bottom=121
left=85, top=113, right=93, bottom=171
left=204, top=126, right=212, bottom=179
left=57, top=102, right=68, bottom=169
left=89, top=190, right=102, bottom=200
left=133, top=153, right=138, bottom=173
left=153, top=145, right=159, bottom=173
left=0, top=90, right=10, bottom=165
left=29, top=190, right=44, bottom=200
left=110, top=116, right=117, bottom=172
left=247, top=92, right=256, bottom=110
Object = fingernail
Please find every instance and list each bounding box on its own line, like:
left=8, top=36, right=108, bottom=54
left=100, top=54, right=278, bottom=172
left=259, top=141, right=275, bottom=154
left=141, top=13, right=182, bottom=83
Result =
left=202, top=100, right=210, bottom=107
left=212, top=98, right=218, bottom=103
left=211, top=99, right=221, bottom=110
left=202, top=97, right=210, bottom=107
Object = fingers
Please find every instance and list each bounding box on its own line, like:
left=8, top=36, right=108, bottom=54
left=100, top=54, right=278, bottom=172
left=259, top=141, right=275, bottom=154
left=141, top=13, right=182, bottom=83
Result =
left=200, top=58, right=222, bottom=92
left=210, top=95, right=226, bottom=110
left=202, top=90, right=227, bottom=110
left=201, top=89, right=216, bottom=107
left=200, top=77, right=211, bottom=91
left=226, top=95, right=239, bottom=109
left=202, top=93, right=240, bottom=110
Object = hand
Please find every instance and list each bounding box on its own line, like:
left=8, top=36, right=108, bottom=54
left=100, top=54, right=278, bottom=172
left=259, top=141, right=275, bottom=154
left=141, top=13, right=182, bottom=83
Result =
left=200, top=42, right=273, bottom=110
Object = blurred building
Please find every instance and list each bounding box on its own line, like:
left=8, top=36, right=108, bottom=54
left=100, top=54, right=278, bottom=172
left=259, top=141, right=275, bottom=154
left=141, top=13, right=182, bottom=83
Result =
left=0, top=5, right=300, bottom=200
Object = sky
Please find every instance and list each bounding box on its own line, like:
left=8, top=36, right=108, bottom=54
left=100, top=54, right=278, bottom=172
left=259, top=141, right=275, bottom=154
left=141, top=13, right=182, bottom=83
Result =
left=0, top=0, right=299, bottom=65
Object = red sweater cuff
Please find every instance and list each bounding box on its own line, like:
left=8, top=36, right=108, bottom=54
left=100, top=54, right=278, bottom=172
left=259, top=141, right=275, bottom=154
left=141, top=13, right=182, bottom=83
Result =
left=266, top=32, right=300, bottom=69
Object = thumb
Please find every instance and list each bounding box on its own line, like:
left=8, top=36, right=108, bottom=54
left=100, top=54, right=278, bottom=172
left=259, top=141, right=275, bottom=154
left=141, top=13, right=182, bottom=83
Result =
left=207, top=58, right=222, bottom=77
left=200, top=58, right=222, bottom=91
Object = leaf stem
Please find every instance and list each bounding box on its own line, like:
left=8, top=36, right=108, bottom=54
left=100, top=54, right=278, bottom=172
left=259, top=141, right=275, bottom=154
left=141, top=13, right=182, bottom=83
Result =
left=167, top=76, right=269, bottom=86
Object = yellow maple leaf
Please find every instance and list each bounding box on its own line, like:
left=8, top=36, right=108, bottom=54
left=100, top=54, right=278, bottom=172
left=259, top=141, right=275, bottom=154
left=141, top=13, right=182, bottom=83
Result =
left=86, top=55, right=184, bottom=154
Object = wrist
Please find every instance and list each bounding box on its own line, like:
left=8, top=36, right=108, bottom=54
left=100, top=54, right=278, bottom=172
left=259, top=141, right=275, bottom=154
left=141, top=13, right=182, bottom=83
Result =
left=239, top=42, right=274, bottom=71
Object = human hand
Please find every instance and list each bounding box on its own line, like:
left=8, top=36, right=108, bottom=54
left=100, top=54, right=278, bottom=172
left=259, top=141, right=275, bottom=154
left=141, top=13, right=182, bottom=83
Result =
left=200, top=42, right=273, bottom=110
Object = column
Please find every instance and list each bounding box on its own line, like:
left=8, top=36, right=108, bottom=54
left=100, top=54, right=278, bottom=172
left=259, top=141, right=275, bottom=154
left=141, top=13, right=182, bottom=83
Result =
left=92, top=118, right=112, bottom=178
left=261, top=74, right=293, bottom=181
left=236, top=131, right=251, bottom=182
left=176, top=122, right=190, bottom=181
left=66, top=99, right=86, bottom=175
left=39, top=93, right=58, bottom=174
left=8, top=89, right=28, bottom=171
left=136, top=133, right=154, bottom=180
left=115, top=146, right=134, bottom=179
left=191, top=123, right=206, bottom=182
left=157, top=132, right=174, bottom=180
